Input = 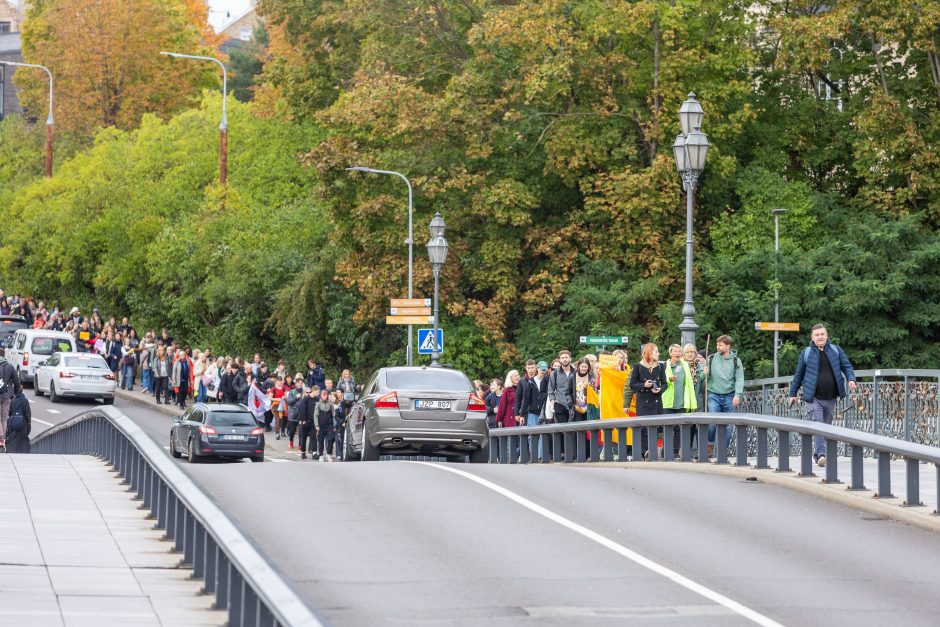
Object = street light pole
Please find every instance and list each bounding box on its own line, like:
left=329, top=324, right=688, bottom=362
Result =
left=346, top=166, right=415, bottom=366
left=1, top=61, right=54, bottom=176
left=427, top=212, right=448, bottom=368
left=772, top=208, right=787, bottom=378
left=672, top=93, right=710, bottom=349
left=160, top=52, right=228, bottom=185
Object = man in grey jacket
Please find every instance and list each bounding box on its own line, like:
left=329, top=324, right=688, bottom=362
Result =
left=547, top=350, right=575, bottom=423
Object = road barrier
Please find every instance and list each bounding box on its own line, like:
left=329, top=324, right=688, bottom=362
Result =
left=32, top=407, right=325, bottom=627
left=742, top=368, right=940, bottom=449
left=489, top=412, right=940, bottom=513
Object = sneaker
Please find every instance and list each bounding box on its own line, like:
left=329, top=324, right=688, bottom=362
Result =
left=301, top=452, right=306, bottom=459
left=817, top=455, right=826, bottom=468
left=319, top=456, right=326, bottom=463
left=275, top=434, right=281, bottom=440
left=288, top=442, right=294, bottom=449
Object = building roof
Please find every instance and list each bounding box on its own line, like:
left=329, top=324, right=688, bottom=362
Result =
left=0, top=32, right=21, bottom=54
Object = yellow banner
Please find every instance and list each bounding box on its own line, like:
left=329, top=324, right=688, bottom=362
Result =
left=599, top=366, right=633, bottom=444
left=598, top=354, right=619, bottom=369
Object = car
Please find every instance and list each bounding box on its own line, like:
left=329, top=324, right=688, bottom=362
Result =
left=34, top=351, right=116, bottom=404
left=5, top=329, right=76, bottom=385
left=0, top=316, right=28, bottom=355
left=344, top=366, right=489, bottom=462
left=170, top=403, right=265, bottom=463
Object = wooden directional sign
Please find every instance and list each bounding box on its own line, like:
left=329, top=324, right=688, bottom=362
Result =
left=754, top=322, right=800, bottom=332
left=390, top=298, right=431, bottom=308
left=390, top=307, right=432, bottom=316
left=386, top=315, right=435, bottom=325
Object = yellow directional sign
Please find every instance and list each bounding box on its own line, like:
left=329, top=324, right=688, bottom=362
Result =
left=390, top=307, right=432, bottom=316
left=386, top=315, right=435, bottom=325
left=390, top=298, right=431, bottom=308
left=754, top=322, right=800, bottom=332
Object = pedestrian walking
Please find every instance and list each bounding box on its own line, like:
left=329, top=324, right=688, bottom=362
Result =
left=120, top=336, right=136, bottom=391
left=285, top=379, right=305, bottom=449
left=4, top=389, right=30, bottom=454
left=0, top=357, right=21, bottom=449
left=629, top=343, right=666, bottom=460
left=171, top=349, right=191, bottom=409
left=704, top=335, right=744, bottom=457
left=495, top=370, right=519, bottom=428
left=547, top=350, right=576, bottom=424
left=314, top=389, right=335, bottom=461
left=788, top=324, right=857, bottom=467
left=152, top=346, right=173, bottom=405
left=514, top=360, right=539, bottom=427
left=484, top=378, right=502, bottom=429
left=662, top=344, right=698, bottom=458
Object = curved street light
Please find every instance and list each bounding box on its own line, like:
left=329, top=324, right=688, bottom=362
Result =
left=160, top=52, right=228, bottom=185
left=0, top=60, right=54, bottom=176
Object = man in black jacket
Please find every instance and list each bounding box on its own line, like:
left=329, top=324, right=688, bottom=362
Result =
left=294, top=388, right=318, bottom=459
left=514, top=360, right=538, bottom=426
left=0, top=357, right=22, bottom=448
left=232, top=365, right=249, bottom=405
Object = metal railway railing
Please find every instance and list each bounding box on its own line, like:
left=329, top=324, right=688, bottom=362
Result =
left=32, top=406, right=324, bottom=627
left=489, top=412, right=940, bottom=513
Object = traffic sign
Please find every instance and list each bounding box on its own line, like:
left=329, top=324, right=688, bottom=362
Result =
left=390, top=307, right=432, bottom=316
left=754, top=322, right=800, bottom=332
left=390, top=298, right=431, bottom=308
left=386, top=315, right=435, bottom=325
left=417, top=328, right=444, bottom=355
left=579, top=335, right=629, bottom=346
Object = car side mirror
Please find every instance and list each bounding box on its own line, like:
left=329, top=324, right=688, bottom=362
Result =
left=173, top=416, right=182, bottom=423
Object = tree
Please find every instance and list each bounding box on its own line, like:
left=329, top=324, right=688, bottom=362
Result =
left=229, top=24, right=270, bottom=102
left=17, top=0, right=217, bottom=134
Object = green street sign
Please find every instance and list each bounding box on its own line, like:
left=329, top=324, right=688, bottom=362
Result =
left=579, top=335, right=629, bottom=346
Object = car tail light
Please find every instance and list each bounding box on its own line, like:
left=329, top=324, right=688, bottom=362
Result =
left=22, top=352, right=28, bottom=366
left=104, top=373, right=115, bottom=381
left=375, top=391, right=399, bottom=409
left=250, top=427, right=264, bottom=436
left=198, top=425, right=217, bottom=435
left=467, top=394, right=486, bottom=412
left=59, top=370, right=73, bottom=378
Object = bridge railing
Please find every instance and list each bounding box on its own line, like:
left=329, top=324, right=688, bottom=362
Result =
left=32, top=406, right=324, bottom=627
left=488, top=412, right=940, bottom=513
left=741, top=368, right=940, bottom=451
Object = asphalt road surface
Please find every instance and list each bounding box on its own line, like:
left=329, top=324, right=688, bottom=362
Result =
left=29, top=395, right=940, bottom=626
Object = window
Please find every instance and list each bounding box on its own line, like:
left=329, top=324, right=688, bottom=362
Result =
left=190, top=409, right=205, bottom=424
left=208, top=410, right=255, bottom=427
left=64, top=355, right=109, bottom=369
left=239, top=28, right=251, bottom=41
left=15, top=334, right=25, bottom=350
left=32, top=337, right=74, bottom=355
left=0, top=23, right=11, bottom=34
left=385, top=369, right=472, bottom=392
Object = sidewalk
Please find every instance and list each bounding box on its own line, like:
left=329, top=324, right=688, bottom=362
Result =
left=0, top=454, right=226, bottom=626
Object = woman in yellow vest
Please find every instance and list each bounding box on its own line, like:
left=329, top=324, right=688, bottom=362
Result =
left=662, top=344, right=698, bottom=459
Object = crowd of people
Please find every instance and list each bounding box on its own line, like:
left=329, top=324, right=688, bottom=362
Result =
left=0, top=292, right=358, bottom=461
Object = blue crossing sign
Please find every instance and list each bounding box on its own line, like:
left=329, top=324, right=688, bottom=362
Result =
left=417, top=328, right=444, bottom=355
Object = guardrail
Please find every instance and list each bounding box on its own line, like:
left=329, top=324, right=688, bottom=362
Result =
left=488, top=412, right=940, bottom=513
left=742, top=369, right=940, bottom=450
left=32, top=407, right=324, bottom=627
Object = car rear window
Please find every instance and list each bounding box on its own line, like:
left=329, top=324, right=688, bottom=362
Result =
left=0, top=320, right=27, bottom=331
left=208, top=411, right=258, bottom=427
left=32, top=337, right=74, bottom=355
left=64, top=355, right=110, bottom=369
left=385, top=370, right=472, bottom=392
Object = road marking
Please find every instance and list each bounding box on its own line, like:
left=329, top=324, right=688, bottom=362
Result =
left=265, top=457, right=290, bottom=463
left=414, top=462, right=785, bottom=627
left=45, top=409, right=61, bottom=415
left=27, top=399, right=34, bottom=404
left=32, top=418, right=54, bottom=427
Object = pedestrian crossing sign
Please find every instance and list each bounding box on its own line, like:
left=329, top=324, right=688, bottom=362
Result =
left=417, top=328, right=444, bottom=355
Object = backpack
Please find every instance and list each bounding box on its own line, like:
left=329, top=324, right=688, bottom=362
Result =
left=8, top=412, right=25, bottom=431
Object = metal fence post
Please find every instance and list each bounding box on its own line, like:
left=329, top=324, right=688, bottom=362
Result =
left=777, top=430, right=791, bottom=472
left=849, top=445, right=866, bottom=490
left=617, top=429, right=627, bottom=461
left=696, top=423, right=708, bottom=462
left=824, top=438, right=839, bottom=484
left=603, top=429, right=614, bottom=462
left=519, top=433, right=529, bottom=464
left=800, top=433, right=814, bottom=477
left=734, top=426, right=747, bottom=466
left=488, top=436, right=498, bottom=463
left=904, top=377, right=912, bottom=442
left=904, top=458, right=922, bottom=507
left=876, top=454, right=893, bottom=498
left=589, top=430, right=600, bottom=462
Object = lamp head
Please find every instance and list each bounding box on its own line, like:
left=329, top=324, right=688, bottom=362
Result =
left=679, top=92, right=705, bottom=137
left=427, top=235, right=449, bottom=266
left=428, top=212, right=446, bottom=239
left=160, top=52, right=181, bottom=58
left=772, top=208, right=788, bottom=216
left=684, top=125, right=710, bottom=173
left=345, top=166, right=372, bottom=173
left=672, top=133, right=688, bottom=173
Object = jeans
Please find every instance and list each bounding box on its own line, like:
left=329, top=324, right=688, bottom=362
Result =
left=197, top=381, right=207, bottom=403
left=707, top=392, right=735, bottom=447
left=120, top=364, right=134, bottom=390
left=141, top=370, right=153, bottom=393
left=527, top=412, right=541, bottom=459
left=807, top=398, right=837, bottom=457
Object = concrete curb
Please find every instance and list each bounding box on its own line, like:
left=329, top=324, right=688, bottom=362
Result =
left=573, top=461, right=940, bottom=534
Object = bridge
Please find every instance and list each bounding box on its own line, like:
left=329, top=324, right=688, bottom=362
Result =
left=21, top=368, right=940, bottom=626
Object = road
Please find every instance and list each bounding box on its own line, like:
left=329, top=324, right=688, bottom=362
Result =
left=29, top=393, right=940, bottom=626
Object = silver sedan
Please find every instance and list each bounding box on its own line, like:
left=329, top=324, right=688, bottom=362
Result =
left=34, top=351, right=116, bottom=404
left=345, top=366, right=489, bottom=462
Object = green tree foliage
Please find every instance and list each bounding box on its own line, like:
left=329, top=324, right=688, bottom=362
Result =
left=229, top=24, right=270, bottom=102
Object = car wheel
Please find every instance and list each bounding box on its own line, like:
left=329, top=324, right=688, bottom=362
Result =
left=187, top=438, right=200, bottom=463
left=344, top=426, right=360, bottom=461
left=34, top=379, right=44, bottom=397
left=49, top=383, right=60, bottom=404
left=361, top=426, right=380, bottom=462
left=170, top=434, right=182, bottom=459
left=250, top=456, right=265, bottom=463
left=103, top=396, right=115, bottom=405
left=468, top=445, right=489, bottom=464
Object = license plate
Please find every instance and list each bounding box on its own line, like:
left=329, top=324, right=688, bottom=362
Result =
left=222, top=434, right=246, bottom=441
left=80, top=375, right=99, bottom=381
left=415, top=400, right=452, bottom=411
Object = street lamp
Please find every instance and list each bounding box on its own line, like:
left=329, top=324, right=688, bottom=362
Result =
left=0, top=61, right=54, bottom=177
left=426, top=212, right=448, bottom=368
left=160, top=52, right=228, bottom=185
left=346, top=166, right=415, bottom=366
left=772, top=207, right=787, bottom=378
left=672, top=92, right=710, bottom=348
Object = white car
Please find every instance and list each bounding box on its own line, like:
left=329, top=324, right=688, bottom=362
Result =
left=34, top=352, right=116, bottom=404
left=5, top=329, right=76, bottom=385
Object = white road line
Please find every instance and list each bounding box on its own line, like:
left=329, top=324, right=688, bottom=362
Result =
left=414, top=462, right=785, bottom=627
left=27, top=399, right=35, bottom=404
left=265, top=457, right=290, bottom=463
left=45, top=409, right=61, bottom=415
left=32, top=418, right=54, bottom=427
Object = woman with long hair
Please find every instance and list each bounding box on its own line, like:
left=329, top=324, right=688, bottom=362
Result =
left=495, top=370, right=520, bottom=428
left=628, top=343, right=667, bottom=460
